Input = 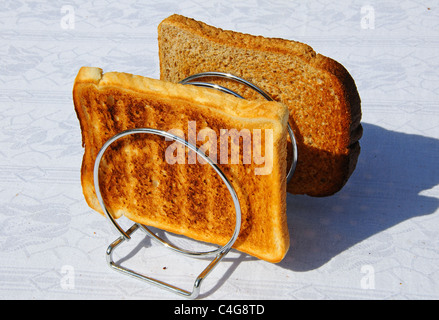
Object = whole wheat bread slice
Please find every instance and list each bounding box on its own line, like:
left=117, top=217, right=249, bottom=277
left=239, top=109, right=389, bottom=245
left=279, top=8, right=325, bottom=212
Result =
left=73, top=66, right=291, bottom=262
left=158, top=14, right=362, bottom=196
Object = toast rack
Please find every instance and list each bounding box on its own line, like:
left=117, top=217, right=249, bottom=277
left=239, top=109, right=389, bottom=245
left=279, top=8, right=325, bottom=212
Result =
left=94, top=72, right=298, bottom=299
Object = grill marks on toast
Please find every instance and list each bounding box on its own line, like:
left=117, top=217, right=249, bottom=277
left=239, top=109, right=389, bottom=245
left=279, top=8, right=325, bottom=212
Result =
left=90, top=88, right=239, bottom=242
left=74, top=75, right=289, bottom=261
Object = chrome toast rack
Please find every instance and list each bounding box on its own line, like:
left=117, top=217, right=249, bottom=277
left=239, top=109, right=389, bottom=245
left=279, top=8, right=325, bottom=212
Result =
left=94, top=72, right=298, bottom=299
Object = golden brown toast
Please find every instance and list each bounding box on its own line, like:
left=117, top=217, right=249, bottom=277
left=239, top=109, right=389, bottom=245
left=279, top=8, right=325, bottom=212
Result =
left=158, top=14, right=362, bottom=196
left=73, top=66, right=291, bottom=262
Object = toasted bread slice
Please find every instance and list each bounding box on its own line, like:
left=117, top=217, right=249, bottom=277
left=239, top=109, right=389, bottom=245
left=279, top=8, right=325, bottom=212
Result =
left=73, top=66, right=290, bottom=262
left=158, top=14, right=362, bottom=196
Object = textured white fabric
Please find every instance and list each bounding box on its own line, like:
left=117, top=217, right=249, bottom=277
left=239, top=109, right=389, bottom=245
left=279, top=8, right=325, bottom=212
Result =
left=0, top=0, right=438, bottom=299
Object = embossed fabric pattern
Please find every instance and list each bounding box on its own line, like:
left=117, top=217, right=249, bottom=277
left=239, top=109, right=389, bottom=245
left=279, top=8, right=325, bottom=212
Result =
left=0, top=1, right=438, bottom=299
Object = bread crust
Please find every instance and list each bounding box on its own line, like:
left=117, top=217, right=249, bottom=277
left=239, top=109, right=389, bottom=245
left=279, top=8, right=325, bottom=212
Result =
left=158, top=14, right=362, bottom=196
left=73, top=67, right=290, bottom=262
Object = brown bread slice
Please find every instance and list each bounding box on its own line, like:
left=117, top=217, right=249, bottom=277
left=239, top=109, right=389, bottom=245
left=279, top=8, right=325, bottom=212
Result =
left=73, top=66, right=291, bottom=262
left=158, top=14, right=362, bottom=196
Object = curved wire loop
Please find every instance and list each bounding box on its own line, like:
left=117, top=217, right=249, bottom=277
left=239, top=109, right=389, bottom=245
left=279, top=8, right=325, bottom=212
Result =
left=94, top=128, right=241, bottom=299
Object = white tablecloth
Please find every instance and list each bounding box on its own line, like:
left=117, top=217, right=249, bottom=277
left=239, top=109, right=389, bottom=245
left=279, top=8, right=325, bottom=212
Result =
left=1, top=0, right=438, bottom=300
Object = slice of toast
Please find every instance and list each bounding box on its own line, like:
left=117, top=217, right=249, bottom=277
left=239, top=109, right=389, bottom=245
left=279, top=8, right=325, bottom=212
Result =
left=73, top=66, right=291, bottom=262
left=158, top=14, right=362, bottom=197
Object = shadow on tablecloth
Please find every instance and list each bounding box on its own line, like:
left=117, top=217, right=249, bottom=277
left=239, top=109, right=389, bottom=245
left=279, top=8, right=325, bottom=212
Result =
left=281, top=122, right=439, bottom=271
